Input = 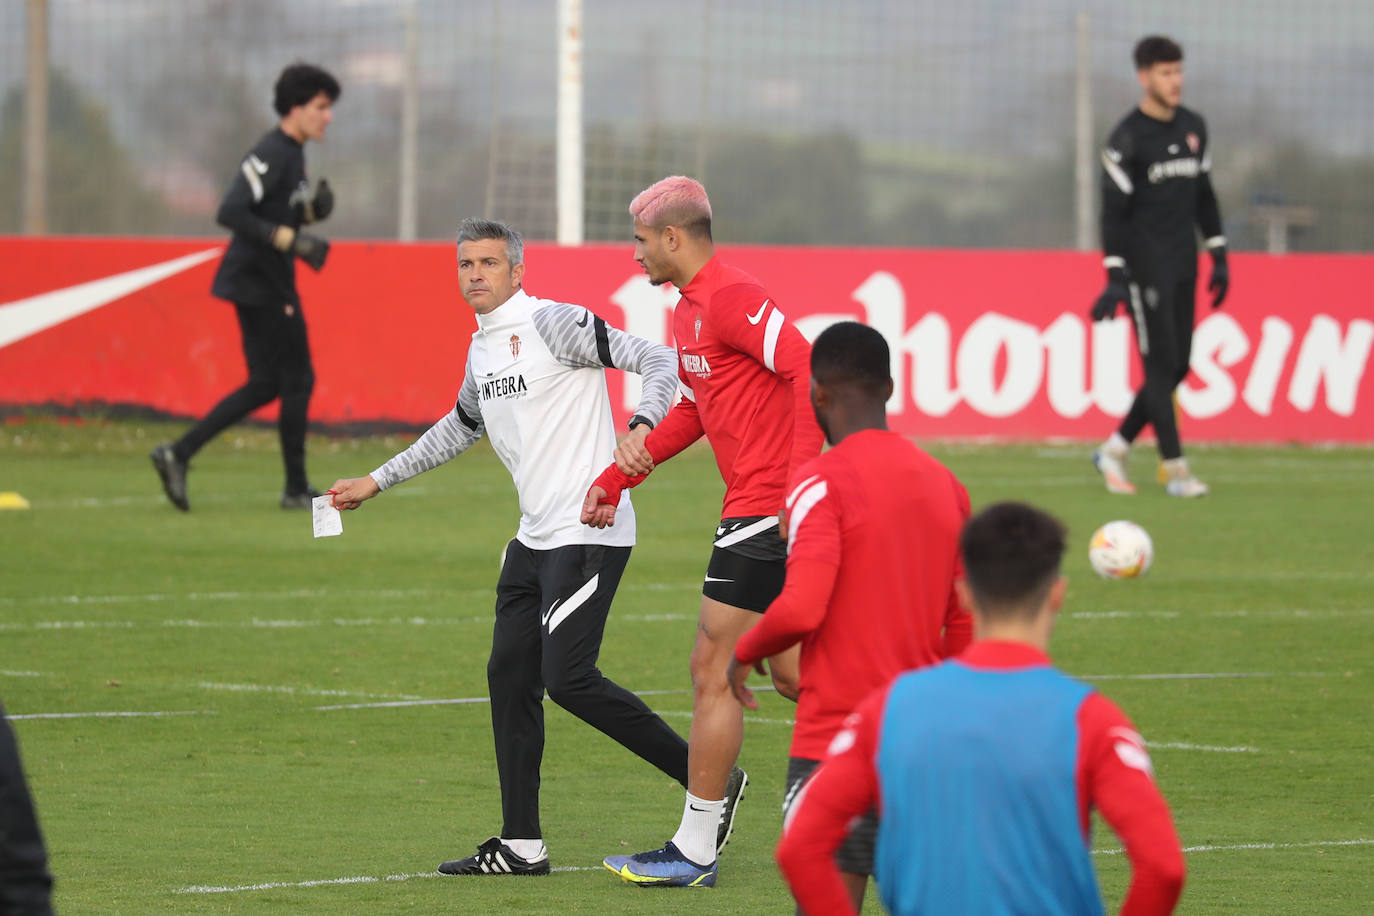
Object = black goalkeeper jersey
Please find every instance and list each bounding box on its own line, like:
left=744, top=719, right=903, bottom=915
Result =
left=210, top=127, right=312, bottom=308
left=1099, top=105, right=1225, bottom=278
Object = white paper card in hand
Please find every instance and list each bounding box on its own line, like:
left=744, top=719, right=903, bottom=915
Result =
left=312, top=495, right=343, bottom=538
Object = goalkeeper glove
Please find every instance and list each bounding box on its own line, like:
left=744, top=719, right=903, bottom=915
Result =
left=272, top=226, right=330, bottom=270
left=305, top=179, right=334, bottom=223
left=1208, top=247, right=1229, bottom=309
left=291, top=230, right=330, bottom=271
left=1090, top=266, right=1130, bottom=321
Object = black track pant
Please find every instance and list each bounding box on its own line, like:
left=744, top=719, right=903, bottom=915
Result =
left=487, top=540, right=689, bottom=839
left=0, top=701, right=55, bottom=915
left=174, top=301, right=315, bottom=493
left=1118, top=274, right=1195, bottom=460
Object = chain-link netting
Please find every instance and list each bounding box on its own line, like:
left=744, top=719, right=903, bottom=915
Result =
left=2, top=0, right=1372, bottom=250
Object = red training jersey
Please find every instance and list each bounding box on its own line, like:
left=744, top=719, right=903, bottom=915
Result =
left=777, top=641, right=1186, bottom=916
left=733, top=429, right=973, bottom=759
left=599, top=256, right=824, bottom=518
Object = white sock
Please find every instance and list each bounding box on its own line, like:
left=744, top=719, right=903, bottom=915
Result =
left=1104, top=432, right=1130, bottom=456
left=669, top=791, right=722, bottom=866
left=1162, top=457, right=1189, bottom=478
left=501, top=838, right=546, bottom=861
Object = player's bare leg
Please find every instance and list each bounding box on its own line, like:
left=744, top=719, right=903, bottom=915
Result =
left=603, top=596, right=762, bottom=886
left=685, top=596, right=759, bottom=799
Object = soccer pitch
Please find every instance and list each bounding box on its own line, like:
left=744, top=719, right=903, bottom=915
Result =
left=2, top=419, right=1370, bottom=914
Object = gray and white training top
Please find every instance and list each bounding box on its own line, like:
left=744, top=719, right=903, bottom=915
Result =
left=371, top=288, right=678, bottom=550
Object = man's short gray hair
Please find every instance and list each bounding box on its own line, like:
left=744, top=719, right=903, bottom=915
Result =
left=457, top=217, right=524, bottom=266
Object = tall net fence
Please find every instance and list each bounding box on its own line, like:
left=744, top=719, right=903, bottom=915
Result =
left=2, top=0, right=1372, bottom=251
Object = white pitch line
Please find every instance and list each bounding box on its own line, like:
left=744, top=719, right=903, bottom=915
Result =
left=175, top=864, right=602, bottom=894
left=315, top=696, right=494, bottom=711
left=314, top=685, right=775, bottom=712
left=0, top=587, right=456, bottom=608
left=1077, top=672, right=1310, bottom=681
left=1146, top=741, right=1257, bottom=753
left=42, top=485, right=436, bottom=511
left=8, top=710, right=211, bottom=721
left=1094, top=838, right=1373, bottom=857
left=653, top=711, right=1257, bottom=748
left=0, top=670, right=44, bottom=677
left=1070, top=608, right=1374, bottom=621
left=656, top=709, right=797, bottom=726
left=176, top=839, right=1374, bottom=894
left=8, top=603, right=1366, bottom=630
left=195, top=682, right=425, bottom=701
left=0, top=582, right=694, bottom=609
left=0, top=612, right=692, bottom=632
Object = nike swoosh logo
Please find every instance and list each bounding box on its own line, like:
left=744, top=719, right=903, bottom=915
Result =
left=745, top=299, right=770, bottom=325
left=688, top=804, right=713, bottom=812
left=543, top=574, right=600, bottom=633
left=0, top=248, right=221, bottom=350
left=248, top=154, right=269, bottom=174
left=704, top=576, right=734, bottom=584
left=575, top=309, right=589, bottom=328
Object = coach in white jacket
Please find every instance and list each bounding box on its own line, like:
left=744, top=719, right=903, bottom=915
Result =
left=330, top=217, right=688, bottom=877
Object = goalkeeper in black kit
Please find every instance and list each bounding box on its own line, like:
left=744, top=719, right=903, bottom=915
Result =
left=1090, top=36, right=1228, bottom=499
left=151, top=63, right=339, bottom=511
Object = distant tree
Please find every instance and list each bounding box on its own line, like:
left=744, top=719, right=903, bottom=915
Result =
left=706, top=130, right=876, bottom=245
left=0, top=69, right=171, bottom=234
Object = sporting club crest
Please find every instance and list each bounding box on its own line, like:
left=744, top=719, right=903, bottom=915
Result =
left=1186, top=132, right=1200, bottom=154
left=694, top=317, right=702, bottom=340
left=509, top=334, right=521, bottom=357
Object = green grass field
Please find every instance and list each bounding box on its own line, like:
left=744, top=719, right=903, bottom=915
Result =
left=2, top=418, right=1370, bottom=914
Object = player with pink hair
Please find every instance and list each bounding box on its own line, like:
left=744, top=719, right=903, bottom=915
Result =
left=585, top=176, right=824, bottom=887
left=627, top=175, right=713, bottom=235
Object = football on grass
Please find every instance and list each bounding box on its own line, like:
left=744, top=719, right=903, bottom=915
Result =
left=1088, top=520, right=1154, bottom=579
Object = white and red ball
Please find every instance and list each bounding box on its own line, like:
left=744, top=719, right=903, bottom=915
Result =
left=1088, top=520, right=1154, bottom=579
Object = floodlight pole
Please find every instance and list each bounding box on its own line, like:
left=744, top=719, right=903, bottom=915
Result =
left=24, top=0, right=48, bottom=235
left=556, top=0, right=584, bottom=245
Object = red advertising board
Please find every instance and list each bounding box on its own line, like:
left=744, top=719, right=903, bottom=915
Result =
left=1, top=237, right=1370, bottom=443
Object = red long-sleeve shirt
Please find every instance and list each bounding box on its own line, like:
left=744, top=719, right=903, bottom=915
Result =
left=777, top=641, right=1186, bottom=916
left=733, top=429, right=972, bottom=759
left=597, top=256, right=823, bottom=517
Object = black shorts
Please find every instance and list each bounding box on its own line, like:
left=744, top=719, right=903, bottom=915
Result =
left=1126, top=273, right=1195, bottom=376
left=784, top=756, right=877, bottom=875
left=703, top=516, right=786, bottom=613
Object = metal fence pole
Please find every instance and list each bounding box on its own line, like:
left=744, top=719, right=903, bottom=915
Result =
left=556, top=0, right=584, bottom=245
left=23, top=0, right=48, bottom=235
left=1074, top=9, right=1094, bottom=252
left=397, top=0, right=419, bottom=241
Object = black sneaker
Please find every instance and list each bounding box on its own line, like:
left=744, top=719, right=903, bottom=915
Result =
left=717, top=766, right=748, bottom=854
left=150, top=444, right=189, bottom=511
left=280, top=487, right=321, bottom=510
left=438, top=837, right=550, bottom=876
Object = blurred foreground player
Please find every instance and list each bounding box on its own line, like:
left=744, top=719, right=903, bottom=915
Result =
left=777, top=502, right=1185, bottom=916
left=151, top=63, right=339, bottom=511
left=586, top=176, right=825, bottom=887
left=728, top=321, right=972, bottom=913
left=0, top=699, right=54, bottom=915
left=1090, top=35, right=1228, bottom=498
left=330, top=218, right=689, bottom=877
